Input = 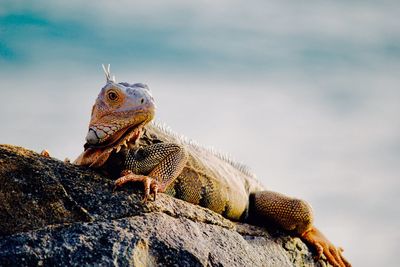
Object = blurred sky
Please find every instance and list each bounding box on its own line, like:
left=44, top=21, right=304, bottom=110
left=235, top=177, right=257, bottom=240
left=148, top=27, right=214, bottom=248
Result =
left=1, top=1, right=399, bottom=266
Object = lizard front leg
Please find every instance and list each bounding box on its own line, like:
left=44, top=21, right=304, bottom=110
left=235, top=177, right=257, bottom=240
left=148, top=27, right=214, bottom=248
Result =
left=114, top=170, right=159, bottom=201
left=249, top=191, right=351, bottom=267
left=114, top=143, right=188, bottom=201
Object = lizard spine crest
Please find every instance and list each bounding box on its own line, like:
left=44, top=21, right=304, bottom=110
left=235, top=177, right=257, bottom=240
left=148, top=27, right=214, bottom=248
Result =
left=151, top=121, right=256, bottom=178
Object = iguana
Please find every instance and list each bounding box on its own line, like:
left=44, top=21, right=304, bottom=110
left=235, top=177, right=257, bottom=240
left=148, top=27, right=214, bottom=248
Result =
left=74, top=65, right=351, bottom=267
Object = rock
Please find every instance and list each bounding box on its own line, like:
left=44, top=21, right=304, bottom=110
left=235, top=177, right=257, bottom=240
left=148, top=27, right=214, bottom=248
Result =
left=0, top=145, right=328, bottom=266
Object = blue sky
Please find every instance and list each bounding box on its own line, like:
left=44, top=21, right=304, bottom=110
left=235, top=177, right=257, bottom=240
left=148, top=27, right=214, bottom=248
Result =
left=2, top=1, right=399, bottom=75
left=1, top=1, right=400, bottom=266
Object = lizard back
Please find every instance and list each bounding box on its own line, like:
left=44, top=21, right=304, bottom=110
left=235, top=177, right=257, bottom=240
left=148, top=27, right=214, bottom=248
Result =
left=132, top=123, right=265, bottom=220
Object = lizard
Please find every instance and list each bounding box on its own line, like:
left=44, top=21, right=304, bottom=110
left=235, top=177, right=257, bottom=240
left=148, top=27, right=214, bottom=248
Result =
left=74, top=65, right=351, bottom=267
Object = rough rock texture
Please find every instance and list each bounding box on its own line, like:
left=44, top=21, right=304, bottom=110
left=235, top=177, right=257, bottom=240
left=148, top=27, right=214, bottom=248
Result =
left=0, top=145, right=329, bottom=267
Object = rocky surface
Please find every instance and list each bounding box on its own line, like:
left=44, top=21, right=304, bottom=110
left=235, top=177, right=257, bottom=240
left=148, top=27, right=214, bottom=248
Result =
left=0, top=145, right=329, bottom=266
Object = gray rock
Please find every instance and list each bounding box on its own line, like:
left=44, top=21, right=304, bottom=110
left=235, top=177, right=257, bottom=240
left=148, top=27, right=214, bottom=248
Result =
left=0, top=145, right=328, bottom=266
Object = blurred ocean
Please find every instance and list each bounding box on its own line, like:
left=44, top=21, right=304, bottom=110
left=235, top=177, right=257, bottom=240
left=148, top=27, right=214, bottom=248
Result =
left=1, top=1, right=399, bottom=266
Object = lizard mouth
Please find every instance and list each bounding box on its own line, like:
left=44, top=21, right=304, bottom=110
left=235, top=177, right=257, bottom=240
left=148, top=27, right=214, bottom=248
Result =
left=75, top=123, right=146, bottom=169
left=84, top=122, right=145, bottom=151
left=84, top=107, right=154, bottom=151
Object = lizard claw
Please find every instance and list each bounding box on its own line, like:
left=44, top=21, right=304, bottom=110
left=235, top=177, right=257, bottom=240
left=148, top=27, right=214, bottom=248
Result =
left=302, top=227, right=351, bottom=267
left=151, top=182, right=159, bottom=201
left=114, top=170, right=160, bottom=202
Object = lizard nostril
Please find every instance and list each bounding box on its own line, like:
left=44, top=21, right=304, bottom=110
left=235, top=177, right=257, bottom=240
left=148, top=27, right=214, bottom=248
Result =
left=141, top=98, right=144, bottom=104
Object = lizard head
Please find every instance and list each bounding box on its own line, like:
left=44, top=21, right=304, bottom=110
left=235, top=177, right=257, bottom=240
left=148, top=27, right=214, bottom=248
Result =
left=85, top=81, right=155, bottom=148
left=75, top=65, right=155, bottom=167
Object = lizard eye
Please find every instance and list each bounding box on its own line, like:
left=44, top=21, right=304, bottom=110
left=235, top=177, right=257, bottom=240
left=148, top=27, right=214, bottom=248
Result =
left=107, top=90, right=119, bottom=101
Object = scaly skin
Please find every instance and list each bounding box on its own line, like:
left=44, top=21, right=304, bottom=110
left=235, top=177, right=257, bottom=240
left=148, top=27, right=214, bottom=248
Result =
left=74, top=65, right=351, bottom=267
